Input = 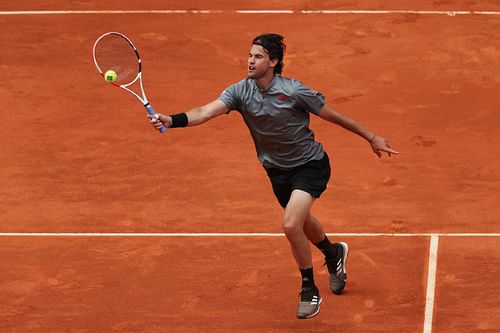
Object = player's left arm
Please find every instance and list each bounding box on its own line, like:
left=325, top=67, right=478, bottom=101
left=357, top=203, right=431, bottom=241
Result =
left=317, top=103, right=399, bottom=157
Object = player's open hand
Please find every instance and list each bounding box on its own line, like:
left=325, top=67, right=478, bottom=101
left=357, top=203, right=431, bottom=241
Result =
left=370, top=135, right=399, bottom=158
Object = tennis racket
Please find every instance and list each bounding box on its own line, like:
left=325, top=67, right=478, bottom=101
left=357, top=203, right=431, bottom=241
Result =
left=92, top=31, right=167, bottom=133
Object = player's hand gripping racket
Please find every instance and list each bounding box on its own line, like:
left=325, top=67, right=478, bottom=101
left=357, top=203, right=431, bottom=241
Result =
left=93, top=32, right=167, bottom=133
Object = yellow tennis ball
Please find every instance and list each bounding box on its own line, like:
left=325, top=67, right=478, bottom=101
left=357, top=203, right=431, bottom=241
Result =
left=104, top=70, right=117, bottom=83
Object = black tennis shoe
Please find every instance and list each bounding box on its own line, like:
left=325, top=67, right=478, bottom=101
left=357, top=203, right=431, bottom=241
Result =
left=325, top=242, right=349, bottom=295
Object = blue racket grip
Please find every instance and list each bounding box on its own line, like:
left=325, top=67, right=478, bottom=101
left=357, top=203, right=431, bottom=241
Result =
left=145, top=103, right=167, bottom=133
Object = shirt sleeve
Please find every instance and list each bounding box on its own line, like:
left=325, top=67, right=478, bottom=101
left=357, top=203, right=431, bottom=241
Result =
left=218, top=82, right=241, bottom=112
left=293, top=81, right=325, bottom=115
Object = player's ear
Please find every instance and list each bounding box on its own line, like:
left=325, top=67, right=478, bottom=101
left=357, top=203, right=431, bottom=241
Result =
left=269, top=58, right=279, bottom=69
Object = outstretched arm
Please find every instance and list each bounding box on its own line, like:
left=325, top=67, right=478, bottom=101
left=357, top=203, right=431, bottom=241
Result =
left=150, top=99, right=229, bottom=130
left=318, top=103, right=399, bottom=157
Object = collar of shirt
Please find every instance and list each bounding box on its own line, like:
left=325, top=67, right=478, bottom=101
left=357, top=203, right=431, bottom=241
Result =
left=254, top=74, right=280, bottom=94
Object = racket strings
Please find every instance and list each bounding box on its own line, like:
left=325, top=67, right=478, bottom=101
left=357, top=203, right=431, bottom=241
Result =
left=94, top=34, right=140, bottom=85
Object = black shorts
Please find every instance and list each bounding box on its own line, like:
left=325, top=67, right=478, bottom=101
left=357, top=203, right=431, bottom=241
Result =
left=264, top=153, right=331, bottom=208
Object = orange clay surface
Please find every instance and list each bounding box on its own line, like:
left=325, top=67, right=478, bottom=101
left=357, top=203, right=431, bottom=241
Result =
left=0, top=0, right=499, bottom=332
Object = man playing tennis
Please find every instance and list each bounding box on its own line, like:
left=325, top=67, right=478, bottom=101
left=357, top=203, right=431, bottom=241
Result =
left=151, top=33, right=398, bottom=319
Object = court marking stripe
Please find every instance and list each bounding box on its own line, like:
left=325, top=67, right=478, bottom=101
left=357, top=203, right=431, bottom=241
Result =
left=0, top=9, right=500, bottom=15
left=423, top=235, right=439, bottom=333
left=0, top=232, right=498, bottom=237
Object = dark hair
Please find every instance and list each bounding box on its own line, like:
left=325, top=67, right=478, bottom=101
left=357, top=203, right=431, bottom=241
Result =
left=252, top=33, right=286, bottom=74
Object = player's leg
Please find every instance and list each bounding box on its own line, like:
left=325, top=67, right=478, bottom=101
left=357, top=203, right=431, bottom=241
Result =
left=283, top=190, right=315, bottom=269
left=283, top=189, right=322, bottom=319
left=303, top=214, right=326, bottom=244
left=304, top=214, right=349, bottom=295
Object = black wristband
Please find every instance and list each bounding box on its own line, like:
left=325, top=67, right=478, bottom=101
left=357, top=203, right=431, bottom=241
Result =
left=170, top=113, right=188, bottom=128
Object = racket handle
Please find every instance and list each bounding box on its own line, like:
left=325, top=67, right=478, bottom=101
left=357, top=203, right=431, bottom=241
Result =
left=145, top=103, right=167, bottom=133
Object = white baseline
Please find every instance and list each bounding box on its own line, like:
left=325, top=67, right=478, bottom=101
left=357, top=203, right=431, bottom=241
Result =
left=0, top=232, right=499, bottom=237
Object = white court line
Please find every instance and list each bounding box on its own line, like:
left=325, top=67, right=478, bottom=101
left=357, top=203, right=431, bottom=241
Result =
left=0, top=9, right=500, bottom=15
left=0, top=232, right=499, bottom=237
left=423, top=235, right=439, bottom=333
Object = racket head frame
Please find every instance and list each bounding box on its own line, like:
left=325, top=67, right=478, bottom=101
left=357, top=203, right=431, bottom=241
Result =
left=93, top=32, right=166, bottom=132
left=92, top=31, right=148, bottom=105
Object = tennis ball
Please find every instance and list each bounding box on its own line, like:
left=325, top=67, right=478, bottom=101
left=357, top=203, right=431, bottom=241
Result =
left=104, top=70, right=117, bottom=83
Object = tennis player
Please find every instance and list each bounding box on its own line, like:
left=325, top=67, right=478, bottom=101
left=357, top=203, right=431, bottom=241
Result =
left=151, top=33, right=398, bottom=319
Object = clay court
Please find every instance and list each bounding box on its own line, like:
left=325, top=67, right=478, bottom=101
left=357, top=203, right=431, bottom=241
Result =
left=1, top=1, right=499, bottom=332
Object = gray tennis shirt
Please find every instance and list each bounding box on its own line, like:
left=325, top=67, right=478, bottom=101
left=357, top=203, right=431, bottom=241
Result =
left=219, top=75, right=325, bottom=170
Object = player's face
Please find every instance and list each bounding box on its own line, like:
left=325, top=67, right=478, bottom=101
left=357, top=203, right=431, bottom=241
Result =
left=247, top=44, right=277, bottom=79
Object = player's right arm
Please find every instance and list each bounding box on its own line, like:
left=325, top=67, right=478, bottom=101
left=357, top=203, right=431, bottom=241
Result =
left=151, top=99, right=228, bottom=130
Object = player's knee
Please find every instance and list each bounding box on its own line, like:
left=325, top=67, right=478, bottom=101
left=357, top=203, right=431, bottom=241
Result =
left=282, top=218, right=303, bottom=237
